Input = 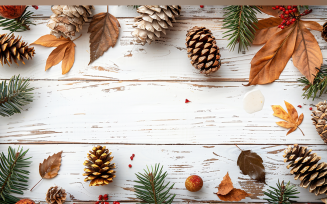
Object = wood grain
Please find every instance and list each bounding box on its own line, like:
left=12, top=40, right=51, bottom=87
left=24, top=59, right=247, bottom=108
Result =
left=2, top=144, right=327, bottom=202
left=0, top=81, right=324, bottom=145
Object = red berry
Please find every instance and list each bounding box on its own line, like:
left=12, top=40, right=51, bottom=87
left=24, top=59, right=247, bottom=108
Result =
left=185, top=99, right=191, bottom=103
left=281, top=25, right=284, bottom=29
left=129, top=164, right=132, bottom=168
left=132, top=154, right=135, bottom=157
left=282, top=20, right=286, bottom=24
left=279, top=7, right=283, bottom=11
left=200, top=5, right=204, bottom=8
left=272, top=7, right=276, bottom=10
left=280, top=14, right=284, bottom=19
left=297, top=105, right=302, bottom=108
left=278, top=25, right=281, bottom=28
left=96, top=202, right=100, bottom=204
left=276, top=5, right=279, bottom=9
left=292, top=18, right=296, bottom=22
left=99, top=195, right=103, bottom=200
left=103, top=194, right=108, bottom=200
left=32, top=5, right=38, bottom=10
left=310, top=107, right=313, bottom=110
left=288, top=9, right=293, bottom=13
left=130, top=156, right=133, bottom=160
left=287, top=5, right=292, bottom=9
left=285, top=10, right=289, bottom=14
left=282, top=7, right=286, bottom=11
left=104, top=202, right=109, bottom=204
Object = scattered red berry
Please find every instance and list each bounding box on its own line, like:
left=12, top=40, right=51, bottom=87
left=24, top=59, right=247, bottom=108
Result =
left=104, top=202, right=109, bottom=204
left=103, top=194, right=108, bottom=200
left=310, top=107, right=313, bottom=110
left=200, top=5, right=204, bottom=8
left=130, top=156, right=133, bottom=160
left=298, top=105, right=302, bottom=108
left=113, top=202, right=120, bottom=204
left=276, top=5, right=279, bottom=9
left=272, top=7, right=276, bottom=10
left=32, top=5, right=38, bottom=10
left=132, top=154, right=135, bottom=157
left=129, top=164, right=132, bottom=168
left=99, top=195, right=103, bottom=200
left=185, top=99, right=191, bottom=103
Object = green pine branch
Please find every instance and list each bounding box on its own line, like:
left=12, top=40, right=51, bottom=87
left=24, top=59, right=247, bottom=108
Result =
left=298, top=65, right=327, bottom=100
left=0, top=7, right=35, bottom=33
left=223, top=5, right=261, bottom=53
left=0, top=75, right=34, bottom=117
left=0, top=146, right=32, bottom=204
left=134, top=164, right=176, bottom=204
left=263, top=180, right=299, bottom=204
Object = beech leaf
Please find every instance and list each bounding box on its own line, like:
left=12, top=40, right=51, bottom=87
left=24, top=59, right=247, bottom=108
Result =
left=32, top=34, right=77, bottom=75
left=237, top=149, right=266, bottom=184
left=88, top=12, right=120, bottom=65
left=217, top=172, right=233, bottom=195
left=253, top=17, right=282, bottom=45
left=292, top=21, right=323, bottom=84
left=39, top=151, right=63, bottom=179
left=216, top=172, right=250, bottom=201
left=272, top=101, right=304, bottom=135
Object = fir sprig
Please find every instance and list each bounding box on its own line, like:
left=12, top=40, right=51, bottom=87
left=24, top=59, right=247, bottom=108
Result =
left=0, top=146, right=32, bottom=204
left=0, top=75, right=34, bottom=117
left=0, top=7, right=35, bottom=33
left=134, top=164, right=176, bottom=204
left=264, top=180, right=299, bottom=204
left=223, top=5, right=261, bottom=53
left=298, top=65, right=327, bottom=100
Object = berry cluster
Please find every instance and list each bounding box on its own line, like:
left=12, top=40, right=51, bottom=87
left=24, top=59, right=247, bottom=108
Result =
left=271, top=5, right=312, bottom=29
left=95, top=194, right=120, bottom=204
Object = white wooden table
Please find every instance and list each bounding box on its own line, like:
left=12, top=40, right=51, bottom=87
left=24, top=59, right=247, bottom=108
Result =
left=1, top=5, right=327, bottom=203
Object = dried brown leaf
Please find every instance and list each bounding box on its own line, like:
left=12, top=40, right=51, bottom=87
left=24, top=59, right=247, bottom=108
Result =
left=253, top=17, right=282, bottom=45
left=39, top=151, right=63, bottom=179
left=45, top=42, right=69, bottom=71
left=88, top=12, right=120, bottom=65
left=257, top=6, right=281, bottom=17
left=217, top=172, right=233, bottom=195
left=62, top=41, right=76, bottom=74
left=292, top=21, right=323, bottom=84
left=302, top=21, right=323, bottom=32
left=272, top=101, right=304, bottom=135
left=237, top=150, right=265, bottom=183
left=32, top=35, right=70, bottom=47
left=217, top=188, right=250, bottom=201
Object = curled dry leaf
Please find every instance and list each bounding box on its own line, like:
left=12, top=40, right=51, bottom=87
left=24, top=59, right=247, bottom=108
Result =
left=237, top=149, right=266, bottom=184
left=32, top=34, right=77, bottom=75
left=272, top=101, right=304, bottom=135
left=88, top=12, right=120, bottom=65
left=216, top=172, right=250, bottom=201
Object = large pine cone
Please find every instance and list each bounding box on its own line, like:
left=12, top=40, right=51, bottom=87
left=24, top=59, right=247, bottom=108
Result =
left=83, top=145, right=116, bottom=186
left=132, top=5, right=181, bottom=45
left=0, top=34, right=35, bottom=66
left=311, top=101, right=327, bottom=144
left=46, top=186, right=67, bottom=204
left=283, top=144, right=327, bottom=196
left=186, top=27, right=221, bottom=74
left=47, top=5, right=93, bottom=38
left=322, top=22, right=327, bottom=42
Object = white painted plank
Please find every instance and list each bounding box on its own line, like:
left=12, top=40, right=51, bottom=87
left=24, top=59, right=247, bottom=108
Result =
left=0, top=81, right=324, bottom=144
left=1, top=144, right=326, bottom=202
left=0, top=18, right=325, bottom=81
left=28, top=5, right=327, bottom=19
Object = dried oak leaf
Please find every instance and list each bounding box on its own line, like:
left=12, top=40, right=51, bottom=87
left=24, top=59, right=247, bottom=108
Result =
left=217, top=172, right=233, bottom=195
left=237, top=150, right=265, bottom=184
left=218, top=189, right=250, bottom=201
left=88, top=12, right=120, bottom=65
left=39, top=151, right=63, bottom=179
left=272, top=101, right=304, bottom=135
left=32, top=34, right=76, bottom=75
left=247, top=14, right=323, bottom=85
left=216, top=172, right=250, bottom=201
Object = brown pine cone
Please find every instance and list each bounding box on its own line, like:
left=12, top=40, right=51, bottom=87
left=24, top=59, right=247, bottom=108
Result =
left=322, top=22, right=327, bottom=42
left=283, top=144, right=327, bottom=196
left=46, top=186, right=67, bottom=204
left=311, top=101, right=327, bottom=144
left=186, top=26, right=221, bottom=74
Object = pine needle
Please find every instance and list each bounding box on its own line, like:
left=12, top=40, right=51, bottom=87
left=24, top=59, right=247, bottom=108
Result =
left=0, top=7, right=35, bottom=33
left=0, top=75, right=34, bottom=117
left=263, top=180, right=299, bottom=204
left=222, top=5, right=261, bottom=53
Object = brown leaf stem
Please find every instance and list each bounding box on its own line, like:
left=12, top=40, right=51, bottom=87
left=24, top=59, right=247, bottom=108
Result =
left=30, top=178, right=43, bottom=191
left=72, top=34, right=82, bottom=42
left=298, top=127, right=305, bottom=136
left=235, top=144, right=243, bottom=151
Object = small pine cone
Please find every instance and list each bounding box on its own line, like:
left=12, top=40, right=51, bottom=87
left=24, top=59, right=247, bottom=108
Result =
left=322, top=22, right=327, bottom=42
left=16, top=199, right=35, bottom=204
left=132, top=5, right=181, bottom=45
left=283, top=144, right=327, bottom=196
left=46, top=186, right=67, bottom=204
left=0, top=34, right=35, bottom=66
left=311, top=101, right=327, bottom=144
left=186, top=26, right=221, bottom=74
left=47, top=5, right=94, bottom=38
left=83, top=145, right=116, bottom=186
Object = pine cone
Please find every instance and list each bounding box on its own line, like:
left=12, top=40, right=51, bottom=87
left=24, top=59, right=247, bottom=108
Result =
left=312, top=101, right=327, bottom=144
left=47, top=5, right=93, bottom=38
left=46, top=186, right=67, bottom=204
left=283, top=144, right=327, bottom=196
left=322, top=22, right=327, bottom=42
left=186, top=26, right=221, bottom=74
left=0, top=34, right=35, bottom=66
left=83, top=145, right=116, bottom=186
left=132, top=5, right=181, bottom=45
